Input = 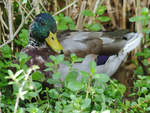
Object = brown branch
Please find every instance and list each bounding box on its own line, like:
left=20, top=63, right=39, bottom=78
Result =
left=53, top=0, right=78, bottom=16
left=0, top=3, right=35, bottom=49
left=76, top=0, right=86, bottom=29
left=8, top=0, right=13, bottom=40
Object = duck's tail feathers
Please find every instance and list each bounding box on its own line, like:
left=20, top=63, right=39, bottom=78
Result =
left=122, top=33, right=143, bottom=54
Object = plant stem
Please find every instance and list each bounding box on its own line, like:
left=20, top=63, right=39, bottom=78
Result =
left=86, top=73, right=92, bottom=98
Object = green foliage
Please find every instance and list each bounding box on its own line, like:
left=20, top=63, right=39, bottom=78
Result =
left=1, top=2, right=150, bottom=113
left=15, top=29, right=28, bottom=47
left=54, top=13, right=76, bottom=31
left=128, top=7, right=150, bottom=112
left=82, top=5, right=110, bottom=31
left=0, top=44, right=12, bottom=59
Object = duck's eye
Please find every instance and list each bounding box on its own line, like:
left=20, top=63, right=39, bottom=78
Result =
left=39, top=19, right=46, bottom=26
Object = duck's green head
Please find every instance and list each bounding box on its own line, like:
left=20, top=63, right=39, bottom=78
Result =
left=29, top=13, right=63, bottom=53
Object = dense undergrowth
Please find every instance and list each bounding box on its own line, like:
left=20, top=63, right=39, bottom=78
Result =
left=0, top=0, right=150, bottom=113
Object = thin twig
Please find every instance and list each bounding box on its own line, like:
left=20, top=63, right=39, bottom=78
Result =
left=86, top=73, right=92, bottom=98
left=88, top=0, right=100, bottom=25
left=8, top=0, right=13, bottom=40
left=33, top=0, right=40, bottom=14
left=76, top=0, right=86, bottom=29
left=14, top=69, right=33, bottom=113
left=39, top=0, right=47, bottom=12
left=122, top=0, right=126, bottom=29
left=0, top=8, right=8, bottom=30
left=0, top=7, right=34, bottom=48
left=105, top=0, right=116, bottom=28
left=53, top=0, right=78, bottom=16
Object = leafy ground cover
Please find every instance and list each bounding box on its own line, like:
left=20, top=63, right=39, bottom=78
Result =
left=0, top=0, right=150, bottom=113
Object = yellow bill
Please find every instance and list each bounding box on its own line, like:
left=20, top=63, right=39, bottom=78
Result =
left=45, top=32, right=64, bottom=53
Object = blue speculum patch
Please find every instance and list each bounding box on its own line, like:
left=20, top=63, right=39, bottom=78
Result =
left=97, top=55, right=110, bottom=65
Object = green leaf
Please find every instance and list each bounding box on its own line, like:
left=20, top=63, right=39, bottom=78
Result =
left=49, top=55, right=56, bottom=62
left=143, top=59, right=149, bottom=66
left=48, top=89, right=59, bottom=99
left=94, top=73, right=110, bottom=83
left=96, top=6, right=107, bottom=15
left=141, top=7, right=149, bottom=16
left=15, top=29, right=28, bottom=47
left=0, top=45, right=12, bottom=58
left=85, top=23, right=101, bottom=31
left=65, top=71, right=78, bottom=83
left=81, top=98, right=91, bottom=109
left=142, top=28, right=150, bottom=34
left=57, top=23, right=68, bottom=31
left=90, top=61, right=96, bottom=74
left=134, top=66, right=144, bottom=75
left=56, top=54, right=64, bottom=64
left=18, top=53, right=31, bottom=67
left=67, top=80, right=83, bottom=91
left=82, top=10, right=95, bottom=17
left=32, top=71, right=45, bottom=82
left=129, top=16, right=145, bottom=22
left=80, top=71, right=89, bottom=77
left=97, top=16, right=110, bottom=22
left=52, top=72, right=61, bottom=80
left=141, top=87, right=148, bottom=94
left=69, top=24, right=76, bottom=30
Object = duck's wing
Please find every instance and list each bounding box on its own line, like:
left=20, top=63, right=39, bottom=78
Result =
left=101, top=32, right=142, bottom=54
left=59, top=31, right=103, bottom=57
left=58, top=30, right=134, bottom=57
left=96, top=32, right=143, bottom=76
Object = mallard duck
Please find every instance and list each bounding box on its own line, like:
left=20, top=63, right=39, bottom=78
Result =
left=21, top=13, right=142, bottom=80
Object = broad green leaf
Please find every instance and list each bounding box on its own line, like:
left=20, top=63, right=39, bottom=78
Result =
left=81, top=98, right=91, bottom=109
left=141, top=87, right=148, bottom=94
left=85, top=23, right=101, bottom=31
left=82, top=10, right=95, bottom=17
left=48, top=89, right=59, bottom=99
left=49, top=55, right=56, bottom=62
left=129, top=16, right=145, bottom=22
left=96, top=6, right=107, bottom=15
left=94, top=73, right=109, bottom=83
left=97, top=16, right=110, bottom=22
left=15, top=29, right=28, bottom=47
left=58, top=23, right=68, bottom=30
left=65, top=71, right=78, bottom=83
left=0, top=45, right=12, bottom=58
left=67, top=80, right=83, bottom=91
left=32, top=71, right=45, bottom=82
left=52, top=72, right=61, bottom=80
left=141, top=7, right=149, bottom=16
left=56, top=54, right=64, bottom=64
left=80, top=71, right=89, bottom=77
